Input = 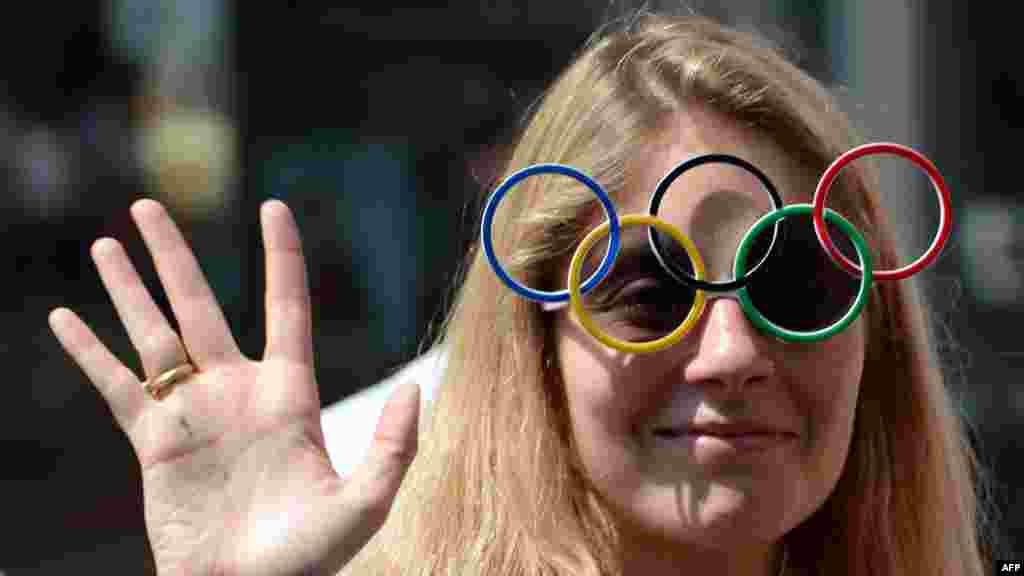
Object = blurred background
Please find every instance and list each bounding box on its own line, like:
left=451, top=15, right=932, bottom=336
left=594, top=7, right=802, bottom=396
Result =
left=2, top=0, right=1019, bottom=572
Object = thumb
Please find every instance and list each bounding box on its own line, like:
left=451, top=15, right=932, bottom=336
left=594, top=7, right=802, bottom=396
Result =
left=342, top=379, right=421, bottom=525
left=314, top=381, right=421, bottom=574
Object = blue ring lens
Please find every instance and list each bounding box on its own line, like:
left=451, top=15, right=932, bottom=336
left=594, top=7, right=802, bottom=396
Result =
left=481, top=163, right=621, bottom=303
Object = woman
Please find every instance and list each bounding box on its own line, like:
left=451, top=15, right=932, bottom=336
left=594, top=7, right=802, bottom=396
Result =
left=49, top=12, right=994, bottom=576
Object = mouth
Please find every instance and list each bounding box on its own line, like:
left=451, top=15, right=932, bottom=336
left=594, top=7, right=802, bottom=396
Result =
left=650, top=422, right=800, bottom=442
left=651, top=428, right=797, bottom=439
left=650, top=425, right=798, bottom=454
left=652, top=418, right=798, bottom=436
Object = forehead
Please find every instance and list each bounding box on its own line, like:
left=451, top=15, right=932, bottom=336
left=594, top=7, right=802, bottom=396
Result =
left=618, top=106, right=813, bottom=217
left=574, top=106, right=818, bottom=281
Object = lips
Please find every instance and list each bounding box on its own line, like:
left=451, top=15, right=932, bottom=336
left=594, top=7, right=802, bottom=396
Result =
left=651, top=421, right=798, bottom=439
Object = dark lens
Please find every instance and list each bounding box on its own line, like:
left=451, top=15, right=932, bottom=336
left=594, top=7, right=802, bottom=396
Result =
left=580, top=226, right=697, bottom=342
left=740, top=213, right=860, bottom=332
left=651, top=228, right=695, bottom=278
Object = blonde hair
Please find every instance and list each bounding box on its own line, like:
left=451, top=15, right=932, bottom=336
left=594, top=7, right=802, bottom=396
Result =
left=344, top=12, right=994, bottom=575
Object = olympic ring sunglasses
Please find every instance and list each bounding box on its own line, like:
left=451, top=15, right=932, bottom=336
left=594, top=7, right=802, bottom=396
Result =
left=481, top=143, right=952, bottom=353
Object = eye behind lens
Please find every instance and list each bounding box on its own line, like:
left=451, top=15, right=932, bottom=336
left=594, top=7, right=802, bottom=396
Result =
left=584, top=279, right=697, bottom=342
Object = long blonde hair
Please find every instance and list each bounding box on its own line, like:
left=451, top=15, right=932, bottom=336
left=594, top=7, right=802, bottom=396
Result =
left=345, top=12, right=994, bottom=575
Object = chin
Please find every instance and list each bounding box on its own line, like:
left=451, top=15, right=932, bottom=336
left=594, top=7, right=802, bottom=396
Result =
left=627, top=480, right=799, bottom=546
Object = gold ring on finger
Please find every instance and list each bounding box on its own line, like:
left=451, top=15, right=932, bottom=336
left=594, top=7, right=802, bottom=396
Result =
left=143, top=363, right=196, bottom=400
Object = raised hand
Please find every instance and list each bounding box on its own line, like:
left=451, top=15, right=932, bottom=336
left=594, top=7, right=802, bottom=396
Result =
left=48, top=199, right=419, bottom=576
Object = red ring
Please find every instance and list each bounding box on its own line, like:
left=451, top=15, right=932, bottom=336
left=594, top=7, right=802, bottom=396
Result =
left=811, top=142, right=952, bottom=281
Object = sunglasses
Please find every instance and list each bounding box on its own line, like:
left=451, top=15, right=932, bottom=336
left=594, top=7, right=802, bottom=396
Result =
left=482, top=144, right=950, bottom=353
left=565, top=210, right=864, bottom=344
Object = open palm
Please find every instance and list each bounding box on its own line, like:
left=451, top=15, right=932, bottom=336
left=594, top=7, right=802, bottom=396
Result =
left=48, top=199, right=420, bottom=576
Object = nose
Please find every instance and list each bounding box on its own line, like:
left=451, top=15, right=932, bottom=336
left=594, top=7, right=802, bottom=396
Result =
left=683, top=296, right=776, bottom=392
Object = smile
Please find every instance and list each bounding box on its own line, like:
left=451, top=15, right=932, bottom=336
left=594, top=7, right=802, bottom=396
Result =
left=651, top=427, right=799, bottom=452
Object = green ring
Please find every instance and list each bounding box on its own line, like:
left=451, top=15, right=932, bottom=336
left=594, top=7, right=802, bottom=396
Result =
left=734, top=203, right=873, bottom=342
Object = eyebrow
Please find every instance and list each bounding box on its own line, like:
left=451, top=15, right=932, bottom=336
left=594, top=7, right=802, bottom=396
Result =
left=541, top=227, right=684, bottom=311
left=579, top=227, right=663, bottom=280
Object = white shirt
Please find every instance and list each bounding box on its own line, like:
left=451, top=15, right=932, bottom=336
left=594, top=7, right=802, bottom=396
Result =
left=319, top=347, right=446, bottom=476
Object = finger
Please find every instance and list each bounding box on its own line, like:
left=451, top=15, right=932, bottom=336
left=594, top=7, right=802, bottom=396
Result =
left=261, top=200, right=313, bottom=365
left=337, top=380, right=420, bottom=526
left=91, top=237, right=189, bottom=378
left=130, top=199, right=241, bottom=367
left=48, top=307, right=146, bottom=432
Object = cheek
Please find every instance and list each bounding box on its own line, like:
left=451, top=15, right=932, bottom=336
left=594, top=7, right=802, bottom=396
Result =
left=557, top=319, right=629, bottom=440
left=796, top=319, right=865, bottom=490
left=555, top=314, right=661, bottom=480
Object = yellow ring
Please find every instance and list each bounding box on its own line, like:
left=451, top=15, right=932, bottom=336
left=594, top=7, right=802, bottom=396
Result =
left=568, top=213, right=707, bottom=353
left=143, top=363, right=196, bottom=399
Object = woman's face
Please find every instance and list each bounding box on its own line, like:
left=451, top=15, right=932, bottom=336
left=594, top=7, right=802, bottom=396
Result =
left=554, top=106, right=865, bottom=558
